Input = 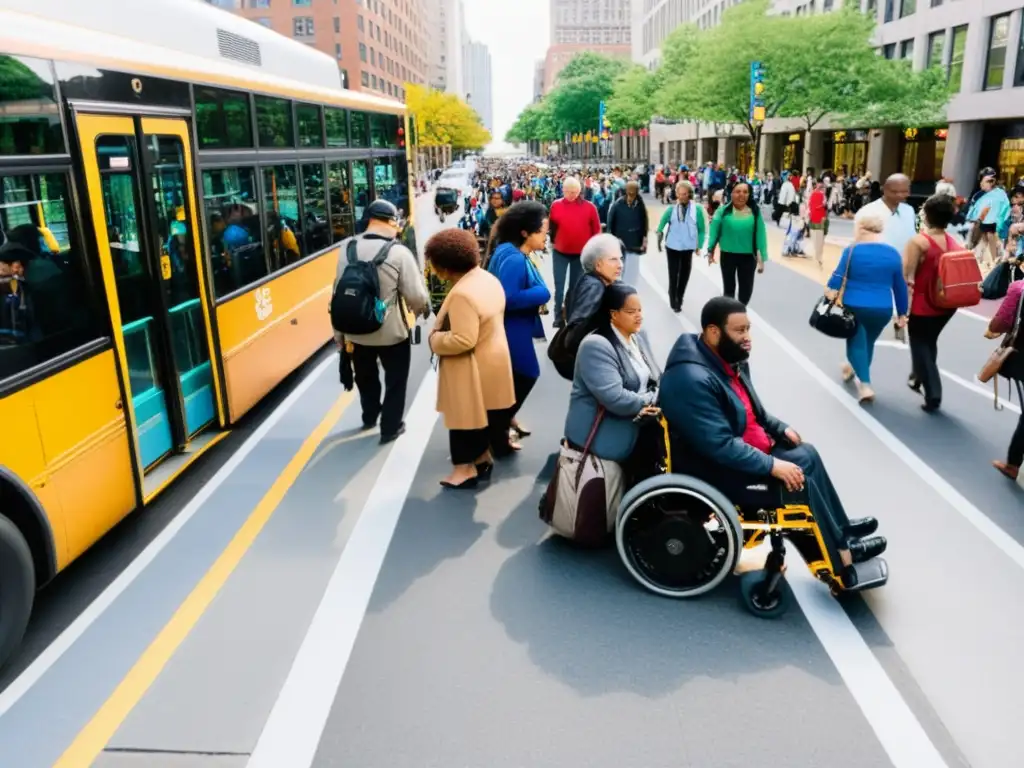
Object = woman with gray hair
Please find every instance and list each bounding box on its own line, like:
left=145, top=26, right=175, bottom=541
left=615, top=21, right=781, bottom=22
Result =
left=548, top=233, right=623, bottom=380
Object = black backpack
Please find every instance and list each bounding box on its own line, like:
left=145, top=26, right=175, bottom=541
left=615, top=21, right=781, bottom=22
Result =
left=330, top=238, right=395, bottom=335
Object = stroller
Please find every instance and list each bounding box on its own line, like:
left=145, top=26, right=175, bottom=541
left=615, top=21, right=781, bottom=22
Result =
left=780, top=214, right=806, bottom=258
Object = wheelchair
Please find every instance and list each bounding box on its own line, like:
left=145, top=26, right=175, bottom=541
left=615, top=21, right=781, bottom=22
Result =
left=615, top=420, right=888, bottom=618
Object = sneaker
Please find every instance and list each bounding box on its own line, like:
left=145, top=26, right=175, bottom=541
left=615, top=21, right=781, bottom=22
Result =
left=849, top=535, right=887, bottom=564
left=380, top=423, right=406, bottom=444
left=844, top=517, right=879, bottom=539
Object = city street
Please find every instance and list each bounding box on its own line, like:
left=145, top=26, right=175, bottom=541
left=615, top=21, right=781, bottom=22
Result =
left=1, top=191, right=1021, bottom=768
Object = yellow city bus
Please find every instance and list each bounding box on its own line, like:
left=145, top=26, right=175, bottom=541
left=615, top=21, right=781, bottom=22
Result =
left=0, top=1, right=415, bottom=668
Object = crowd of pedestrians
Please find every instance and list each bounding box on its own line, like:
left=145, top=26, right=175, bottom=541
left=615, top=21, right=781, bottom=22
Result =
left=329, top=156, right=1024, bottom=520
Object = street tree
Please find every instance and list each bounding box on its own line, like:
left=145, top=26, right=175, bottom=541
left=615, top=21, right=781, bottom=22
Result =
left=405, top=83, right=491, bottom=150
left=545, top=52, right=628, bottom=135
left=605, top=65, right=659, bottom=130
left=505, top=100, right=557, bottom=144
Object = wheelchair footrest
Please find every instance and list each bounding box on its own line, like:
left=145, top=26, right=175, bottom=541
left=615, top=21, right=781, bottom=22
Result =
left=844, top=557, right=888, bottom=592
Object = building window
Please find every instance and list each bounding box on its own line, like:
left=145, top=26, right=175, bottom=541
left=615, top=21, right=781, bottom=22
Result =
left=361, top=71, right=370, bottom=86
left=865, top=0, right=877, bottom=12
left=927, top=30, right=944, bottom=69
left=883, top=0, right=894, bottom=23
left=882, top=43, right=896, bottom=59
left=985, top=14, right=1012, bottom=90
left=949, top=24, right=967, bottom=91
left=358, top=15, right=364, bottom=31
left=292, top=0, right=311, bottom=5
left=359, top=43, right=367, bottom=61
left=900, top=38, right=914, bottom=60
left=899, top=0, right=915, bottom=18
left=250, top=0, right=270, bottom=7
left=334, top=17, right=340, bottom=33
left=1016, top=16, right=1024, bottom=87
left=930, top=0, right=942, bottom=7
left=371, top=74, right=377, bottom=88
left=371, top=47, right=376, bottom=65
left=335, top=43, right=342, bottom=58
left=293, top=16, right=313, bottom=36
left=256, top=16, right=271, bottom=26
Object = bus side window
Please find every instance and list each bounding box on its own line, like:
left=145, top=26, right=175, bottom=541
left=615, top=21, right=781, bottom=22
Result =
left=0, top=172, right=104, bottom=382
left=200, top=167, right=268, bottom=299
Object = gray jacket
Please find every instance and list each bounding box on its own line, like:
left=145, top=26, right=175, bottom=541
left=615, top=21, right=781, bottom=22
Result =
left=563, top=331, right=661, bottom=463
left=333, top=234, right=429, bottom=347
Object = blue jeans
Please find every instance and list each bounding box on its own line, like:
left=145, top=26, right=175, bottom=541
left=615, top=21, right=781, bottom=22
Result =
left=552, top=250, right=583, bottom=320
left=844, top=306, right=892, bottom=385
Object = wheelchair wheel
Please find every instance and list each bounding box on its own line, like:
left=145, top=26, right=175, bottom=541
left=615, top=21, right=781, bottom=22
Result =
left=616, top=475, right=743, bottom=599
left=738, top=571, right=792, bottom=619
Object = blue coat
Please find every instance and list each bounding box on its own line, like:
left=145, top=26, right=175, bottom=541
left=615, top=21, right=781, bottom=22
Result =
left=488, top=242, right=551, bottom=377
left=564, top=332, right=660, bottom=463
left=826, top=242, right=908, bottom=315
left=659, top=334, right=788, bottom=478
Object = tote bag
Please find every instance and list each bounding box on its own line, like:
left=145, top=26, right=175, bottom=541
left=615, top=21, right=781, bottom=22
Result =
left=539, top=408, right=625, bottom=548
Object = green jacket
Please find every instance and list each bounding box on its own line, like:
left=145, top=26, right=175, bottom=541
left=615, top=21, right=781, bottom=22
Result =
left=707, top=204, right=768, bottom=262
left=657, top=202, right=708, bottom=251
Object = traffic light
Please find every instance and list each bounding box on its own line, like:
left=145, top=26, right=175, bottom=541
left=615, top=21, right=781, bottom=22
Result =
left=397, top=125, right=405, bottom=149
left=749, top=61, right=766, bottom=123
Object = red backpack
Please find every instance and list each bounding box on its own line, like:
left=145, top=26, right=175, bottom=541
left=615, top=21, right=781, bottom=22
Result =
left=923, top=233, right=982, bottom=310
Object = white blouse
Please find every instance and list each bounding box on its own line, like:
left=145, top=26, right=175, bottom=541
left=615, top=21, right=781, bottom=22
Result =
left=613, top=327, right=652, bottom=386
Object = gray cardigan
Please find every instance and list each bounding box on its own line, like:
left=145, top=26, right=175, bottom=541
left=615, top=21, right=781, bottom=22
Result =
left=563, top=331, right=661, bottom=463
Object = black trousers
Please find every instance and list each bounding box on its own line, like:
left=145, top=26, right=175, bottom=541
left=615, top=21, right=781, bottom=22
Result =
left=693, top=443, right=851, bottom=557
left=665, top=248, right=694, bottom=310
left=449, top=372, right=537, bottom=464
left=908, top=312, right=954, bottom=406
left=351, top=339, right=411, bottom=435
left=1009, top=381, right=1024, bottom=467
left=720, top=251, right=757, bottom=305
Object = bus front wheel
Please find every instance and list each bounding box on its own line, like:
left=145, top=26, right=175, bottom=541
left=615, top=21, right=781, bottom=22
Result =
left=0, top=515, right=34, bottom=672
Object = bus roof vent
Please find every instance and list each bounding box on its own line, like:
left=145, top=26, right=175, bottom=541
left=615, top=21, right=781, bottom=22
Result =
left=216, top=29, right=262, bottom=67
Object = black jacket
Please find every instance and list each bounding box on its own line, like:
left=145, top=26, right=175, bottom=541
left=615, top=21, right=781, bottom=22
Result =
left=548, top=273, right=606, bottom=380
left=659, top=334, right=789, bottom=478
left=607, top=197, right=648, bottom=252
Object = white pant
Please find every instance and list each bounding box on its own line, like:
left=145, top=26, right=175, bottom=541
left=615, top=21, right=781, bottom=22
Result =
left=622, top=250, right=642, bottom=288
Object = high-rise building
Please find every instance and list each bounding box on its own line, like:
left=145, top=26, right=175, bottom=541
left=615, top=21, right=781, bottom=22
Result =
left=464, top=41, right=493, bottom=133
left=539, top=0, right=633, bottom=96
left=425, top=0, right=467, bottom=98
left=222, top=0, right=429, bottom=100
left=551, top=0, right=632, bottom=45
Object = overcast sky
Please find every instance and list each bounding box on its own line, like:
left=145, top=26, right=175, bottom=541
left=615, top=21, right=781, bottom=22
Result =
left=463, top=0, right=549, bottom=148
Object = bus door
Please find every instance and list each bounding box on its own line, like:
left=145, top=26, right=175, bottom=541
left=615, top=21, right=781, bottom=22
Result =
left=75, top=114, right=224, bottom=498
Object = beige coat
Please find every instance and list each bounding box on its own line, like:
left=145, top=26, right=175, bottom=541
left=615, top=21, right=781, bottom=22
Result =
left=429, top=267, right=515, bottom=430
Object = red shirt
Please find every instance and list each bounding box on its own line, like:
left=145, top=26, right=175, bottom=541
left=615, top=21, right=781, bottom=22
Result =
left=808, top=189, right=827, bottom=224
left=549, top=197, right=601, bottom=256
left=715, top=354, right=773, bottom=454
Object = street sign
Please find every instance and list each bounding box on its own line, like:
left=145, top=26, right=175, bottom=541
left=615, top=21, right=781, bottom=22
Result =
left=749, top=61, right=766, bottom=123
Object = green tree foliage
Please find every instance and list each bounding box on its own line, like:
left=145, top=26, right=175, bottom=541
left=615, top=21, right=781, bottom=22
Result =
left=605, top=65, right=659, bottom=130
left=546, top=52, right=628, bottom=135
left=505, top=100, right=557, bottom=144
left=0, top=55, right=48, bottom=102
left=505, top=0, right=952, bottom=165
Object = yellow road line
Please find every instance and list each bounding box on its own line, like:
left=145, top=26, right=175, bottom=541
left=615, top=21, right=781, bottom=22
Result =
left=53, top=391, right=354, bottom=768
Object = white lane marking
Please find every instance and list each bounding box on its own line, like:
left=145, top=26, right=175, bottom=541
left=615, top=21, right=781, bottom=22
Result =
left=247, top=370, right=439, bottom=768
left=640, top=262, right=951, bottom=767
left=659, top=257, right=1024, bottom=572
left=872, top=341, right=1021, bottom=414
left=784, top=547, right=949, bottom=768
left=957, top=308, right=991, bottom=323
left=0, top=354, right=338, bottom=720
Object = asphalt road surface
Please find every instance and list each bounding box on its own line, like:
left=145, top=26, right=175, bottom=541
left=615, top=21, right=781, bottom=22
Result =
left=1, top=191, right=1021, bottom=768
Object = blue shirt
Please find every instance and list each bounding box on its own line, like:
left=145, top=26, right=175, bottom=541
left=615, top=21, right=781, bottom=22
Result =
left=826, top=241, right=909, bottom=316
left=487, top=243, right=552, bottom=377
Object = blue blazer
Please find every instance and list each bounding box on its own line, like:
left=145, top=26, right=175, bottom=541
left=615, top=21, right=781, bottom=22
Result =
left=488, top=242, right=551, bottom=377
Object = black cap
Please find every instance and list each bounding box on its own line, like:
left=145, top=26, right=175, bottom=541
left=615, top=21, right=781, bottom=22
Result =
left=366, top=199, right=399, bottom=223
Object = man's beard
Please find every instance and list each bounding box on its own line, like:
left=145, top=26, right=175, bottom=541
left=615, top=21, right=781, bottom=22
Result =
left=717, top=333, right=750, bottom=364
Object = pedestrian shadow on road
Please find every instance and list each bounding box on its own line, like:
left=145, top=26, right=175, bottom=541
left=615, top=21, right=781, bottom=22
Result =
left=366, top=491, right=488, bottom=614
left=493, top=451, right=559, bottom=551
left=489, top=536, right=844, bottom=699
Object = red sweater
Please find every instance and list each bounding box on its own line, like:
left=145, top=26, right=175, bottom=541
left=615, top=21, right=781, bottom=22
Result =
left=550, top=197, right=601, bottom=256
left=808, top=189, right=827, bottom=224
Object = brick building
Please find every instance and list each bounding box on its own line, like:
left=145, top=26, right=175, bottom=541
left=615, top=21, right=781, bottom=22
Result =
left=223, top=0, right=430, bottom=100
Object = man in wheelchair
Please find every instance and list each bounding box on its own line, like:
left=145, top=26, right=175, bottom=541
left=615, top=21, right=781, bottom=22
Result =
left=657, top=297, right=886, bottom=586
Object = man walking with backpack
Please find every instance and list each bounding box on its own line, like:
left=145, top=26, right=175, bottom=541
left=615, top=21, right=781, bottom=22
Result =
left=332, top=199, right=429, bottom=443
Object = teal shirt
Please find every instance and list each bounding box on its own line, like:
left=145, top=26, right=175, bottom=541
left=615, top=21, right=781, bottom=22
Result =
left=708, top=204, right=769, bottom=261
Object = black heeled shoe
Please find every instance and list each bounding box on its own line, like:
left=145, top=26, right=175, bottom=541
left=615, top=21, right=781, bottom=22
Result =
left=475, top=462, right=494, bottom=481
left=510, top=423, right=531, bottom=438
left=440, top=475, right=479, bottom=490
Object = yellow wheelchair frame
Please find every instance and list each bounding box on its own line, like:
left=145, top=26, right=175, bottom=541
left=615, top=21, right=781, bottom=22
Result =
left=657, top=418, right=852, bottom=609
